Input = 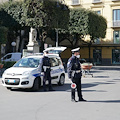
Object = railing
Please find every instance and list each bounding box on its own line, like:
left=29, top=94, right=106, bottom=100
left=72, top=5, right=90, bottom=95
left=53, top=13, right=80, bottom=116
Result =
left=113, top=20, right=120, bottom=27
left=71, top=0, right=80, bottom=5
left=92, top=0, right=102, bottom=3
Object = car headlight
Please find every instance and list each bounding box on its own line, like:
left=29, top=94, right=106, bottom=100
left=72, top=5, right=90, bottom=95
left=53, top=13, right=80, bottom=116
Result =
left=22, top=71, right=31, bottom=76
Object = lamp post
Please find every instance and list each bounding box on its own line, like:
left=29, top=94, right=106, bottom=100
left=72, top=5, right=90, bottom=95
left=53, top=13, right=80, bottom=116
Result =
left=55, top=0, right=66, bottom=47
left=11, top=42, right=16, bottom=52
left=56, top=29, right=58, bottom=47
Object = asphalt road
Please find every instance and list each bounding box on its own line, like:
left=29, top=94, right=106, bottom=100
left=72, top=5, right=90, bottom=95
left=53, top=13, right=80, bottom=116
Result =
left=0, top=66, right=120, bottom=120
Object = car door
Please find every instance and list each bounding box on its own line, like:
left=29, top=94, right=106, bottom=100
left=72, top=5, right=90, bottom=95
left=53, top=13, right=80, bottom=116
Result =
left=50, top=57, right=60, bottom=82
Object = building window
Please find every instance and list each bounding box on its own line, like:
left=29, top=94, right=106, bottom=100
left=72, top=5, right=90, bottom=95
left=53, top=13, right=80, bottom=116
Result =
left=95, top=10, right=101, bottom=15
left=94, top=38, right=100, bottom=44
left=113, top=31, right=120, bottom=44
left=113, top=9, right=120, bottom=21
left=112, top=49, right=120, bottom=64
left=113, top=9, right=120, bottom=27
left=93, top=49, right=102, bottom=65
left=71, top=0, right=80, bottom=5
left=112, top=0, right=120, bottom=2
left=92, top=0, right=102, bottom=3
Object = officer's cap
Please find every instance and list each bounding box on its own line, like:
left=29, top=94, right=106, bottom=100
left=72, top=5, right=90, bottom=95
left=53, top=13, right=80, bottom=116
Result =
left=71, top=47, right=80, bottom=53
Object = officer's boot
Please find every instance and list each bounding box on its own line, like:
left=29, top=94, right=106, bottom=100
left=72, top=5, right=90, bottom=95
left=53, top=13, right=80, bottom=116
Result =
left=43, top=80, right=47, bottom=91
left=71, top=89, right=77, bottom=102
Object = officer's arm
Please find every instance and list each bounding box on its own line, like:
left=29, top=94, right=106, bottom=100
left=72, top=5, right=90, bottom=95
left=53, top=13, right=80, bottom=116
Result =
left=67, top=59, right=73, bottom=78
left=49, top=58, right=51, bottom=68
left=80, top=63, right=82, bottom=76
left=39, top=57, right=44, bottom=72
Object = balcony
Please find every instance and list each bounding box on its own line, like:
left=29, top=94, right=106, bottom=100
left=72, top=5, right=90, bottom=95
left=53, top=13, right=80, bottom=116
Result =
left=92, top=0, right=102, bottom=3
left=112, top=0, right=120, bottom=1
left=113, top=20, right=120, bottom=28
left=71, top=0, right=80, bottom=5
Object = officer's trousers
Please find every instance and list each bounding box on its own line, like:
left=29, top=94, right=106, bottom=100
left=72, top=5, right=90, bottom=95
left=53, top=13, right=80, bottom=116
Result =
left=71, top=77, right=83, bottom=100
left=43, top=69, right=52, bottom=90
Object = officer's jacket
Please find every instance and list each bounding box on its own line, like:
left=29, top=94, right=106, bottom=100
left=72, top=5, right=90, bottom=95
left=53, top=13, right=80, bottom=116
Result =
left=67, top=56, right=82, bottom=79
left=40, top=56, right=51, bottom=72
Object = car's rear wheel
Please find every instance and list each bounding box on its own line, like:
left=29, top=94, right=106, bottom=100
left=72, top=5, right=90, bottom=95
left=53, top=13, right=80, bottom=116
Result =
left=32, top=78, right=40, bottom=91
left=58, top=75, right=65, bottom=86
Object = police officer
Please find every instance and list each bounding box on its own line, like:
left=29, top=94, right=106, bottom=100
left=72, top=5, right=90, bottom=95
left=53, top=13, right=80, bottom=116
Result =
left=67, top=48, right=86, bottom=102
left=41, top=50, right=54, bottom=91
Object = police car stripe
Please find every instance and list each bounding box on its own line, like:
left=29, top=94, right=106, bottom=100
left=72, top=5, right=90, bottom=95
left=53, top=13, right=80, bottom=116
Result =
left=33, top=73, right=43, bottom=77
left=51, top=68, right=64, bottom=74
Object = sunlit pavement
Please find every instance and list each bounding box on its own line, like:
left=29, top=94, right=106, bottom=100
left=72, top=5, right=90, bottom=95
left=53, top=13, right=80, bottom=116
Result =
left=0, top=66, right=120, bottom=120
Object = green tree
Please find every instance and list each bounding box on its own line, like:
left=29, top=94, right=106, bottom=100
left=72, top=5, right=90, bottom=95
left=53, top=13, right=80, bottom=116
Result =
left=56, top=8, right=107, bottom=61
left=0, top=1, right=26, bottom=53
left=0, top=0, right=69, bottom=51
left=0, top=1, right=23, bottom=29
left=0, top=26, right=8, bottom=57
left=65, top=8, right=107, bottom=47
left=22, top=0, right=69, bottom=51
left=68, top=8, right=89, bottom=47
left=87, top=11, right=107, bottom=61
left=88, top=11, right=107, bottom=41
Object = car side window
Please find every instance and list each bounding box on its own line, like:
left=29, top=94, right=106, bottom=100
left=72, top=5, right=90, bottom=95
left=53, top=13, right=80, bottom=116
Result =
left=50, top=58, right=59, bottom=67
left=3, top=54, right=12, bottom=60
left=57, top=58, right=62, bottom=65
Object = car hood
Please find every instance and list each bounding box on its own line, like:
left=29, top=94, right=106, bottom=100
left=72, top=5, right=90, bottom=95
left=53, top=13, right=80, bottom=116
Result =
left=4, top=67, right=37, bottom=74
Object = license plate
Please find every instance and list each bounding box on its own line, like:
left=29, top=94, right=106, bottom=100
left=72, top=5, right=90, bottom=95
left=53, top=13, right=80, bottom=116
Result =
left=8, top=80, right=15, bottom=83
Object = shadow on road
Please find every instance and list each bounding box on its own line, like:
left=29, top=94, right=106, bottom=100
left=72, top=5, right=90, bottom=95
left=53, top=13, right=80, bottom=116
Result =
left=9, top=80, right=115, bottom=92
left=88, top=100, right=120, bottom=103
left=7, top=76, right=119, bottom=92
left=92, top=66, right=120, bottom=71
left=93, top=76, right=109, bottom=78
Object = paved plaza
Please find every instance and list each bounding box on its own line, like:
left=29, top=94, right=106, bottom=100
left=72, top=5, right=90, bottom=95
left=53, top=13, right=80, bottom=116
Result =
left=0, top=66, right=120, bottom=120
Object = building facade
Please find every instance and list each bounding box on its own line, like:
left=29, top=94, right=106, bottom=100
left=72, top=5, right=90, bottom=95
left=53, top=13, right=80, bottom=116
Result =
left=0, top=0, right=120, bottom=65
left=64, top=0, right=120, bottom=65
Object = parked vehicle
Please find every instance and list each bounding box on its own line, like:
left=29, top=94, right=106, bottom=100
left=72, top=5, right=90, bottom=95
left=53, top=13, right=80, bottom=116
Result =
left=1, top=52, right=22, bottom=62
left=2, top=53, right=65, bottom=91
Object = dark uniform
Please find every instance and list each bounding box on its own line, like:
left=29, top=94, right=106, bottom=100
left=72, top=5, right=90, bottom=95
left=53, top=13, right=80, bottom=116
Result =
left=67, top=52, right=86, bottom=102
left=41, top=55, right=53, bottom=91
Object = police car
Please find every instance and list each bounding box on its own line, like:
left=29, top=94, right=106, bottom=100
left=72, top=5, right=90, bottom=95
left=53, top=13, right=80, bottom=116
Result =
left=2, top=51, right=66, bottom=91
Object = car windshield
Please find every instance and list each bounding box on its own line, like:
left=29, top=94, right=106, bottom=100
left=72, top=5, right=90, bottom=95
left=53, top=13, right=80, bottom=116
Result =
left=13, top=57, right=41, bottom=68
left=48, top=50, right=61, bottom=54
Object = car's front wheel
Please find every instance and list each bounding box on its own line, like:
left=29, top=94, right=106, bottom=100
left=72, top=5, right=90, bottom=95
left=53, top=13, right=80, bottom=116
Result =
left=32, top=78, right=40, bottom=91
left=58, top=75, right=65, bottom=86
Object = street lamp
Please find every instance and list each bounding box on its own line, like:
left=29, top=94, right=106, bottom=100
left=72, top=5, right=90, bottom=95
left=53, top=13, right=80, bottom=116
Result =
left=55, top=0, right=66, bottom=47
left=11, top=42, right=16, bottom=52
left=56, top=29, right=58, bottom=47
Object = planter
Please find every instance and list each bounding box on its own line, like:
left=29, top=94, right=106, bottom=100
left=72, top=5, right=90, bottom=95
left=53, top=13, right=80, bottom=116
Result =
left=81, top=63, right=93, bottom=70
left=0, top=64, right=4, bottom=69
left=81, top=63, right=93, bottom=77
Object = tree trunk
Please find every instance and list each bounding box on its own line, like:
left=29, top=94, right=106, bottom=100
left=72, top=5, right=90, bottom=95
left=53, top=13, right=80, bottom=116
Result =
left=88, top=41, right=92, bottom=62
left=0, top=44, right=1, bottom=59
left=18, top=29, right=22, bottom=52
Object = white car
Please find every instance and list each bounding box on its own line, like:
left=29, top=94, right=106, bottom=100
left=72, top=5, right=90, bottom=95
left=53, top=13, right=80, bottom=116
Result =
left=1, top=52, right=22, bottom=62
left=2, top=54, right=65, bottom=91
